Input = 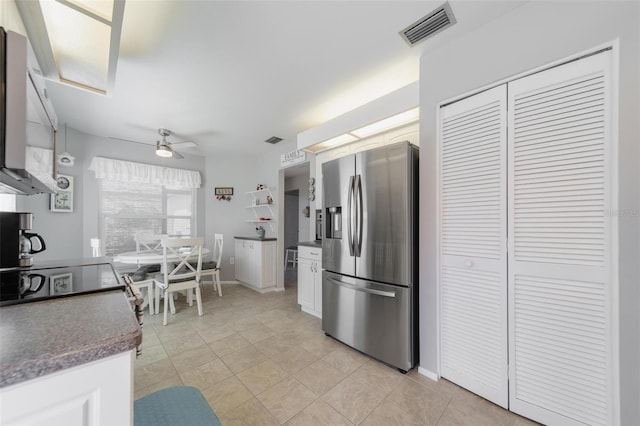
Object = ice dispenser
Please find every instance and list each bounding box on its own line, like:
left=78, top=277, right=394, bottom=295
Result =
left=325, top=206, right=342, bottom=239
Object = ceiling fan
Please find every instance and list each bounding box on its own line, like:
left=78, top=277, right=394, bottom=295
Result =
left=108, top=128, right=197, bottom=159
left=154, top=128, right=197, bottom=159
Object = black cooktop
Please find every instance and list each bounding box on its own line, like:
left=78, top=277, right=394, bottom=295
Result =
left=0, top=260, right=125, bottom=306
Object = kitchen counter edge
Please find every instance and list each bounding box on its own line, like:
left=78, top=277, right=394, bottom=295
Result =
left=298, top=241, right=322, bottom=248
left=234, top=236, right=277, bottom=241
left=0, top=290, right=142, bottom=388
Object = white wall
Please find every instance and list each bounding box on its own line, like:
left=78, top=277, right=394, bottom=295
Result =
left=204, top=154, right=261, bottom=281
left=418, top=2, right=639, bottom=424
left=285, top=173, right=311, bottom=243
left=18, top=127, right=207, bottom=263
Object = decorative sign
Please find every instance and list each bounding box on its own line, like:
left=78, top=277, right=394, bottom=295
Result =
left=215, top=187, right=234, bottom=196
left=215, top=187, right=233, bottom=201
left=280, top=150, right=306, bottom=167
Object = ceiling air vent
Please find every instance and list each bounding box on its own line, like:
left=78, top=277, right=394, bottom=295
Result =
left=265, top=136, right=283, bottom=144
left=400, top=2, right=456, bottom=47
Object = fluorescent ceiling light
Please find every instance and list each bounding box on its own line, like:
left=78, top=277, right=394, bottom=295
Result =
left=156, top=145, right=172, bottom=158
left=317, top=133, right=359, bottom=150
left=351, top=107, right=420, bottom=138
left=18, top=0, right=125, bottom=95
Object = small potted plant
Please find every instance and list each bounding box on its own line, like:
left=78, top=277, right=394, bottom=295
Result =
left=255, top=226, right=265, bottom=239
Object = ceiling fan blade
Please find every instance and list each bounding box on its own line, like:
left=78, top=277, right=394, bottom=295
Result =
left=169, top=140, right=198, bottom=149
left=170, top=147, right=184, bottom=159
left=108, top=136, right=152, bottom=146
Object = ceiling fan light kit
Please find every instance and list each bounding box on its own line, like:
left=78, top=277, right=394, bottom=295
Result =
left=156, top=144, right=173, bottom=157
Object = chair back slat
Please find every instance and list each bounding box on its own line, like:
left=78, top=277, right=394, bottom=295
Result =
left=135, top=232, right=169, bottom=252
left=213, top=233, right=224, bottom=268
left=161, top=237, right=204, bottom=284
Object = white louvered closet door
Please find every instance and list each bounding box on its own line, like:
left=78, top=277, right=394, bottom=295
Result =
left=439, top=85, right=509, bottom=408
left=507, top=51, right=613, bottom=425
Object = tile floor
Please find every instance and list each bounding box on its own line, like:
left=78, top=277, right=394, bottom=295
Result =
left=134, top=278, right=538, bottom=425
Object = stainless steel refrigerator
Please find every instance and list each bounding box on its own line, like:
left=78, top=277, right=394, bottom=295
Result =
left=322, top=141, right=418, bottom=373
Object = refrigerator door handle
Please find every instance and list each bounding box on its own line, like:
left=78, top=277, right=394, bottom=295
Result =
left=347, top=175, right=355, bottom=256
left=355, top=174, right=363, bottom=257
left=327, top=277, right=396, bottom=298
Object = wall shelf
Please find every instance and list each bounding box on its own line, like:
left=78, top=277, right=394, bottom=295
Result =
left=246, top=188, right=276, bottom=232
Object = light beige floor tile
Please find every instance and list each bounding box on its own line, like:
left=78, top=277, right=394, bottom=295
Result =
left=161, top=332, right=206, bottom=357
left=169, top=344, right=217, bottom=373
left=197, top=324, right=237, bottom=343
left=361, top=398, right=427, bottom=426
left=228, top=316, right=263, bottom=332
left=294, top=359, right=347, bottom=396
left=219, top=397, right=280, bottom=426
left=179, top=358, right=233, bottom=389
left=406, top=370, right=459, bottom=397
left=221, top=345, right=268, bottom=374
left=322, top=376, right=386, bottom=425
left=256, top=377, right=318, bottom=424
left=385, top=376, right=451, bottom=424
left=350, top=360, right=406, bottom=396
left=285, top=399, right=354, bottom=426
left=140, top=331, right=161, bottom=348
left=322, top=347, right=368, bottom=375
left=254, top=335, right=297, bottom=357
left=134, top=343, right=168, bottom=367
left=237, top=359, right=290, bottom=395
left=152, top=321, right=196, bottom=342
left=133, top=374, right=183, bottom=400
left=275, top=346, right=320, bottom=373
left=200, top=375, right=254, bottom=416
left=239, top=324, right=276, bottom=344
left=134, top=357, right=179, bottom=390
left=299, top=335, right=343, bottom=358
left=440, top=388, right=514, bottom=426
left=208, top=333, right=251, bottom=357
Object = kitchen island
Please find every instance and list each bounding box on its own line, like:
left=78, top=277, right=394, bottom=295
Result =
left=0, top=290, right=142, bottom=425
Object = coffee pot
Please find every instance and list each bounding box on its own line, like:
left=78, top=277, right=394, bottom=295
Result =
left=0, top=212, right=47, bottom=267
left=19, top=231, right=46, bottom=266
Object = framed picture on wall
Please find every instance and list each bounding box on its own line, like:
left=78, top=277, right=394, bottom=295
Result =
left=50, top=174, right=74, bottom=212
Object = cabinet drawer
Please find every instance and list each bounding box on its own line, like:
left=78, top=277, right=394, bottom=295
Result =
left=298, top=246, right=322, bottom=262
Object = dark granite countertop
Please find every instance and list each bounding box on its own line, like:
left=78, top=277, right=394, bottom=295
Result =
left=298, top=240, right=322, bottom=248
left=0, top=291, right=142, bottom=388
left=234, top=236, right=277, bottom=241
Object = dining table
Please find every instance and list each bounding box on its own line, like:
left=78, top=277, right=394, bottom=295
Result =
left=112, top=247, right=211, bottom=315
left=112, top=248, right=211, bottom=266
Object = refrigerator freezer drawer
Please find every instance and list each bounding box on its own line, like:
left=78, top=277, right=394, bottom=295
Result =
left=322, top=271, right=414, bottom=372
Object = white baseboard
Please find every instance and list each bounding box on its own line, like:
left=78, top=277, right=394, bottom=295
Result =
left=220, top=280, right=239, bottom=284
left=418, top=366, right=439, bottom=382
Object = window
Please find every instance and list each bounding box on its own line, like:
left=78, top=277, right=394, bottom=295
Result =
left=99, top=180, right=195, bottom=256
left=0, top=194, right=17, bottom=212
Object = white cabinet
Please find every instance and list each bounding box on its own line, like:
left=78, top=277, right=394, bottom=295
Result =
left=0, top=351, right=134, bottom=426
left=297, top=245, right=322, bottom=318
left=246, top=188, right=276, bottom=233
left=438, top=51, right=616, bottom=426
left=234, top=238, right=276, bottom=292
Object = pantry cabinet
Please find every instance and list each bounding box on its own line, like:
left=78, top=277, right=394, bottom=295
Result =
left=234, top=237, right=276, bottom=292
left=297, top=245, right=322, bottom=318
left=438, top=50, right=616, bottom=426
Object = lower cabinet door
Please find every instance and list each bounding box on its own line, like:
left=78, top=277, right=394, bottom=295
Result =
left=297, top=257, right=314, bottom=310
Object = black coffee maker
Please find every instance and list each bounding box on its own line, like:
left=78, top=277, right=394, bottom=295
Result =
left=0, top=212, right=46, bottom=267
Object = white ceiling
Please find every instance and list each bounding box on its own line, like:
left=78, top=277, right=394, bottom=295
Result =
left=44, top=1, right=527, bottom=157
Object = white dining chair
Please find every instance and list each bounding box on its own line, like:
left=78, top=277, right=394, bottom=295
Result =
left=129, top=232, right=168, bottom=315
left=201, top=233, right=223, bottom=297
left=154, top=237, right=204, bottom=326
left=135, top=232, right=168, bottom=252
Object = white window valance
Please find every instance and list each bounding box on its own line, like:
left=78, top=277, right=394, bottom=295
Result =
left=89, top=157, right=201, bottom=190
